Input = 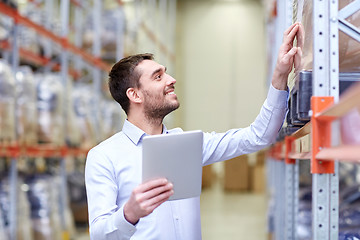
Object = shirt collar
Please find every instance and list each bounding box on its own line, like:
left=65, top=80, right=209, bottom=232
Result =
left=122, top=119, right=168, bottom=145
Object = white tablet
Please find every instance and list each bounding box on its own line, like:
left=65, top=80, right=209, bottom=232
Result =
left=142, top=130, right=203, bottom=200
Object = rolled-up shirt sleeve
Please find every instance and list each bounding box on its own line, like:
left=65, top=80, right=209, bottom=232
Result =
left=202, top=84, right=288, bottom=165
left=85, top=149, right=137, bottom=240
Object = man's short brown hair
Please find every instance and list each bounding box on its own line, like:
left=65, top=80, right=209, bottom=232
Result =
left=108, top=53, right=154, bottom=114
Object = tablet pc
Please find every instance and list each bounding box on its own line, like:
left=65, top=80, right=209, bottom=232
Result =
left=142, top=130, right=203, bottom=200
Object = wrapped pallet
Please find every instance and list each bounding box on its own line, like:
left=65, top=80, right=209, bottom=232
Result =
left=100, top=98, right=123, bottom=140
left=35, top=74, right=64, bottom=145
left=0, top=60, right=15, bottom=143
left=16, top=66, right=38, bottom=145
left=71, top=84, right=98, bottom=148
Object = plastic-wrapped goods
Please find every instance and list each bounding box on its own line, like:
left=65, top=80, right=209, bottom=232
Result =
left=68, top=170, right=88, bottom=224
left=0, top=205, right=7, bottom=240
left=64, top=79, right=81, bottom=147
left=0, top=179, right=10, bottom=240
left=0, top=15, right=12, bottom=41
left=71, top=85, right=98, bottom=148
left=36, top=73, right=65, bottom=145
left=26, top=175, right=62, bottom=240
left=0, top=60, right=16, bottom=143
left=83, top=8, right=125, bottom=59
left=0, top=177, right=33, bottom=240
left=17, top=3, right=62, bottom=57
left=100, top=99, right=123, bottom=139
left=296, top=187, right=312, bottom=240
left=339, top=184, right=360, bottom=239
left=294, top=0, right=360, bottom=72
left=16, top=66, right=38, bottom=145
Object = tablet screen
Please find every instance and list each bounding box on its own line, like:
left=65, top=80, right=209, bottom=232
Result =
left=142, top=130, right=203, bottom=200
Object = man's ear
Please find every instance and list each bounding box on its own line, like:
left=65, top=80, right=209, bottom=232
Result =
left=126, top=88, right=142, bottom=104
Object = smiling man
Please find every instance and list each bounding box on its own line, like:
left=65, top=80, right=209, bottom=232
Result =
left=85, top=23, right=302, bottom=240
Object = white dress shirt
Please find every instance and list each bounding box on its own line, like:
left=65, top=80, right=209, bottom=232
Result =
left=85, top=85, right=288, bottom=240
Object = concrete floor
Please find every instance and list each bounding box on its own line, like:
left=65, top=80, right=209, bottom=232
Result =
left=200, top=181, right=267, bottom=240
left=75, top=182, right=268, bottom=240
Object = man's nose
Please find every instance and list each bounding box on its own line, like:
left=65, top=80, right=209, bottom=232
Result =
left=166, top=74, right=176, bottom=85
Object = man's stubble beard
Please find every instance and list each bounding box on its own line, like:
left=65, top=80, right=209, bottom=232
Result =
left=143, top=90, right=180, bottom=123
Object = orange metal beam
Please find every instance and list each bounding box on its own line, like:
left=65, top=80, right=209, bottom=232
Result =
left=316, top=82, right=360, bottom=119
left=291, top=122, right=312, bottom=139
left=0, top=2, right=112, bottom=72
left=288, top=151, right=311, bottom=160
left=0, top=41, right=82, bottom=79
left=311, top=96, right=335, bottom=174
left=0, top=144, right=89, bottom=158
left=316, top=145, right=360, bottom=163
left=285, top=136, right=296, bottom=164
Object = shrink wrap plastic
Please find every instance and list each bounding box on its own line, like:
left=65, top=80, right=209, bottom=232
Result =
left=83, top=8, right=125, bottom=59
left=71, top=85, right=98, bottom=148
left=0, top=60, right=15, bottom=143
left=100, top=99, right=123, bottom=139
left=16, top=66, right=38, bottom=145
left=0, top=178, right=33, bottom=240
left=0, top=199, right=8, bottom=240
left=26, top=175, right=62, bottom=240
left=36, top=74, right=64, bottom=145
left=295, top=0, right=360, bottom=72
left=18, top=4, right=62, bottom=57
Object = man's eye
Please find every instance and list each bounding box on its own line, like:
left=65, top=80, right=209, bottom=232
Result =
left=155, top=74, right=161, bottom=80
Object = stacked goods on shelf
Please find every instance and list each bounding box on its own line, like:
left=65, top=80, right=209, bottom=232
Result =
left=0, top=206, right=6, bottom=240
left=18, top=2, right=62, bottom=58
left=0, top=178, right=33, bottom=240
left=35, top=73, right=64, bottom=145
left=286, top=0, right=360, bottom=128
left=295, top=164, right=360, bottom=240
left=67, top=167, right=88, bottom=224
left=100, top=98, right=123, bottom=140
left=71, top=84, right=99, bottom=148
left=83, top=7, right=125, bottom=60
left=294, top=0, right=360, bottom=72
left=16, top=66, right=37, bottom=145
left=0, top=60, right=15, bottom=143
left=25, top=174, right=71, bottom=240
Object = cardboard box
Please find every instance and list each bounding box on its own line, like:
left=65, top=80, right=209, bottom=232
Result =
left=250, top=165, right=266, bottom=193
left=202, top=164, right=214, bottom=189
left=224, top=155, right=249, bottom=191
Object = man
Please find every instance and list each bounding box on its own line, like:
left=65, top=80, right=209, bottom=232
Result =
left=85, top=22, right=302, bottom=239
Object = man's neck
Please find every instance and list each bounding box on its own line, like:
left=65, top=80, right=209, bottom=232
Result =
left=127, top=114, right=164, bottom=135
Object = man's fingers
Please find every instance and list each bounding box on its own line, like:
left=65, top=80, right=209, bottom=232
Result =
left=294, top=47, right=303, bottom=71
left=283, top=23, right=299, bottom=45
left=140, top=182, right=173, bottom=202
left=281, top=47, right=297, bottom=65
left=145, top=189, right=174, bottom=208
left=283, top=22, right=299, bottom=36
left=297, top=23, right=305, bottom=49
left=136, top=178, right=169, bottom=193
left=136, top=189, right=174, bottom=216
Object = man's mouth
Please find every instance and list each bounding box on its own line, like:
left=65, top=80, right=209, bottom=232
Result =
left=165, top=88, right=176, bottom=95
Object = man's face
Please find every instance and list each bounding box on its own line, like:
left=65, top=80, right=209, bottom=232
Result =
left=136, top=60, right=180, bottom=120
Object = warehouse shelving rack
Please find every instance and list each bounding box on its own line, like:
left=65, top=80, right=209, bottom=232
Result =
left=266, top=0, right=360, bottom=239
left=0, top=1, right=117, bottom=240
left=0, top=1, right=177, bottom=239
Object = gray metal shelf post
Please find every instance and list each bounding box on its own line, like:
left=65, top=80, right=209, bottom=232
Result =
left=60, top=0, right=70, bottom=238
left=9, top=16, right=19, bottom=240
left=311, top=0, right=339, bottom=239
